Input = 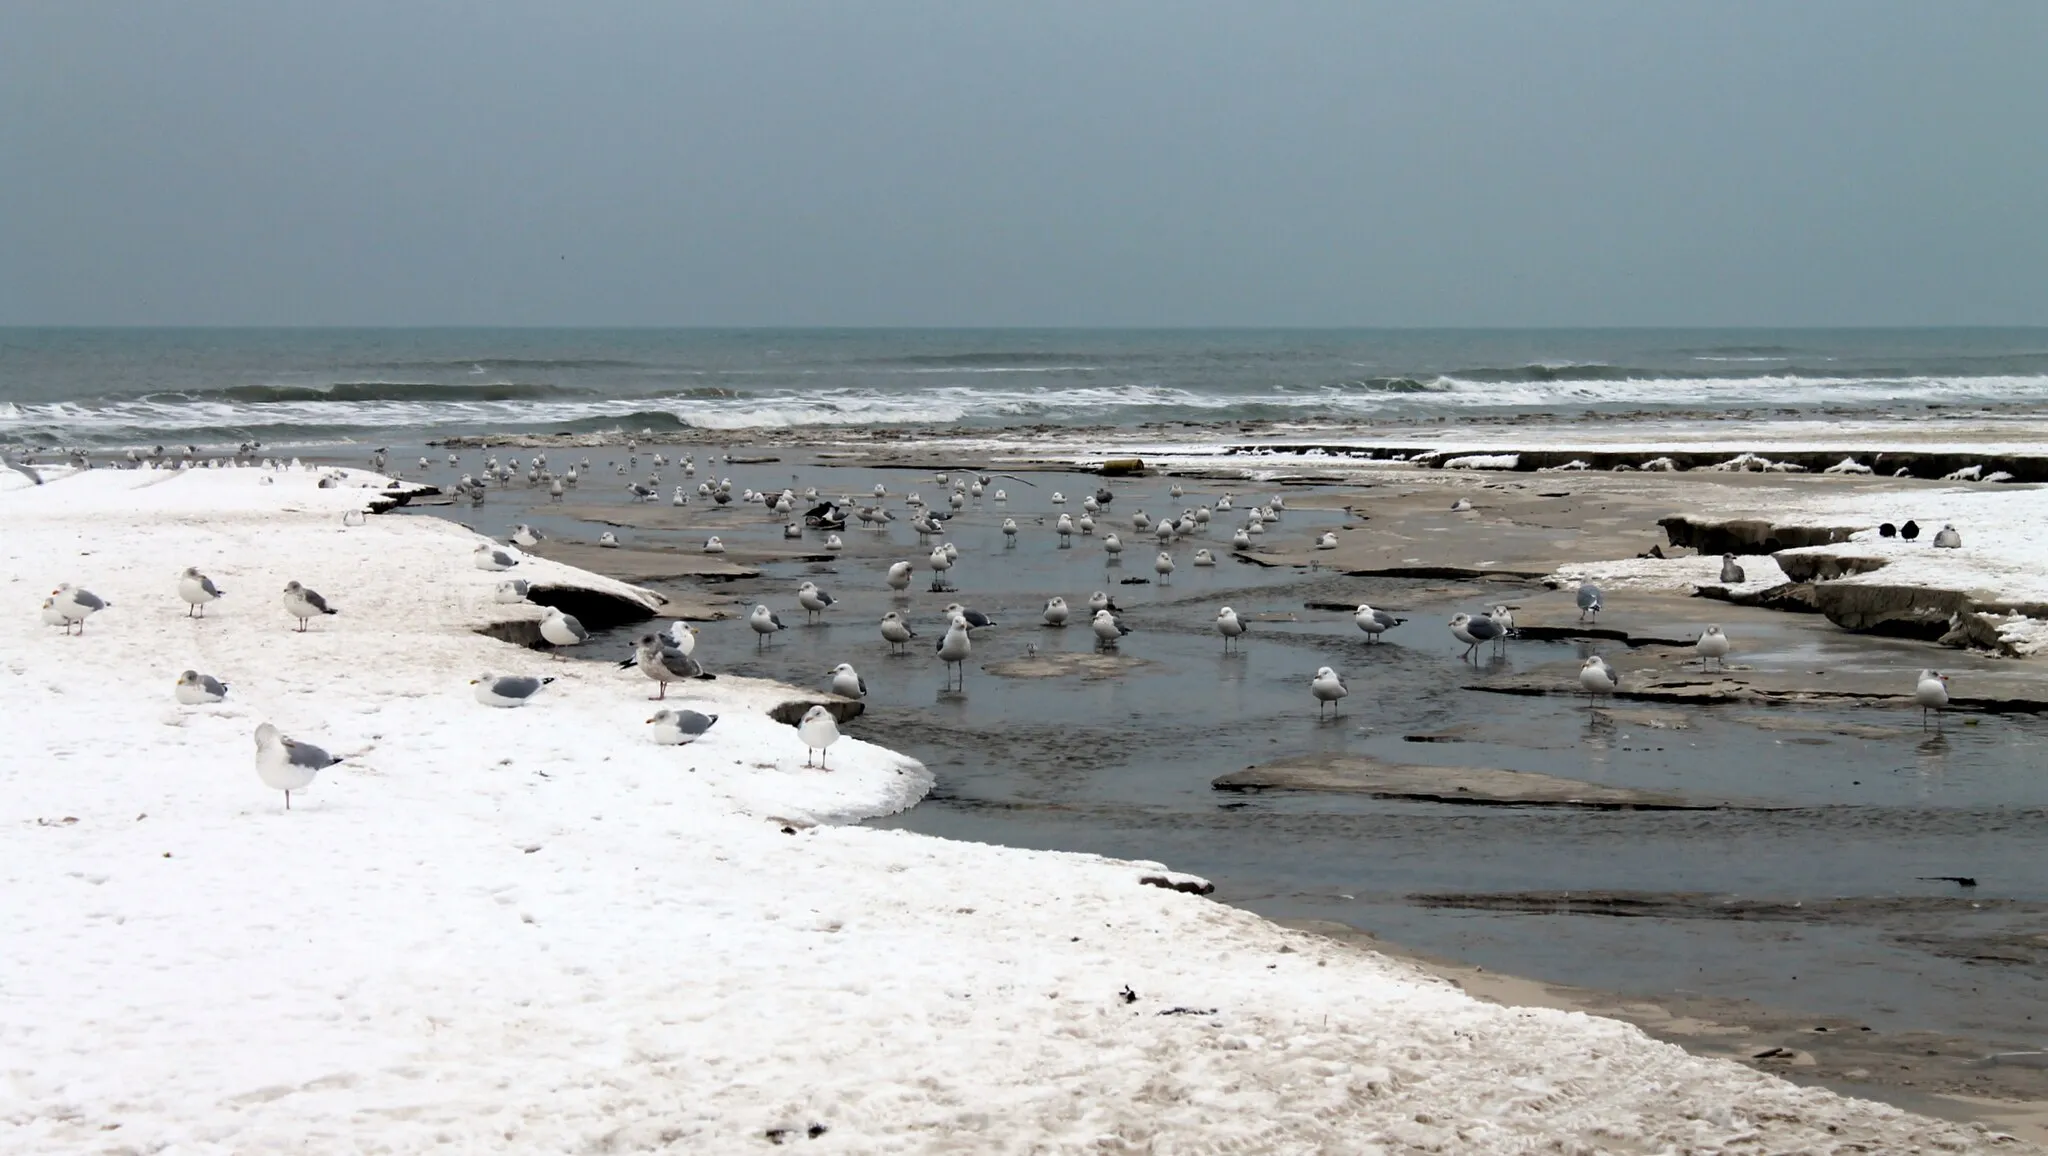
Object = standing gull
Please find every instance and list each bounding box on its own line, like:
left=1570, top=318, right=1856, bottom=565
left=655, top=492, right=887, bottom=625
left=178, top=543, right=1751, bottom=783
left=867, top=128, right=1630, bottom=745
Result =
left=1042, top=596, right=1070, bottom=627
left=1215, top=606, right=1247, bottom=652
left=798, top=705, right=843, bottom=768
left=253, top=722, right=342, bottom=811
left=1579, top=656, right=1618, bottom=702
left=1915, top=669, right=1950, bottom=728
left=647, top=708, right=718, bottom=745
left=1696, top=625, right=1731, bottom=670
left=797, top=580, right=837, bottom=623
left=928, top=545, right=954, bottom=592
left=749, top=604, right=787, bottom=649
left=472, top=672, right=554, bottom=707
left=1354, top=603, right=1403, bottom=643
left=1090, top=608, right=1131, bottom=649
left=886, top=560, right=915, bottom=592
left=936, top=615, right=973, bottom=688
left=175, top=670, right=229, bottom=705
left=179, top=567, right=225, bottom=617
left=1448, top=612, right=1502, bottom=662
left=539, top=607, right=591, bottom=656
left=1576, top=581, right=1602, bottom=623
left=48, top=584, right=110, bottom=634
left=880, top=610, right=918, bottom=654
left=1311, top=667, right=1348, bottom=718
left=282, top=581, right=337, bottom=631
left=634, top=632, right=708, bottom=698
left=1154, top=551, right=1175, bottom=583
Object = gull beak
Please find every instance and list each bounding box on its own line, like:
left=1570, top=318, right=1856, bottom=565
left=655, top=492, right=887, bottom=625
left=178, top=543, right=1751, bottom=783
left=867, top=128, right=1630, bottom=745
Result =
left=469, top=679, right=479, bottom=685
left=645, top=717, right=656, bottom=724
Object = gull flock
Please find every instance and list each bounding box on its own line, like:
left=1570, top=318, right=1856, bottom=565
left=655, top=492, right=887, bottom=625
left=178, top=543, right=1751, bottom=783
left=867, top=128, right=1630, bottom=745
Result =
left=34, top=456, right=1969, bottom=817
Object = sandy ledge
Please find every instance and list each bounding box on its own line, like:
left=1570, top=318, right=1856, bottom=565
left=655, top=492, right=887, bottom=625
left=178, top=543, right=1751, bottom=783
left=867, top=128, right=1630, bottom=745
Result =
left=3, top=463, right=2033, bottom=1151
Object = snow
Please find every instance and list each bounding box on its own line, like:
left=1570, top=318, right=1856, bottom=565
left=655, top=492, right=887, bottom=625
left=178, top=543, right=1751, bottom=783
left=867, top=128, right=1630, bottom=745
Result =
left=1545, top=553, right=1790, bottom=596
left=1441, top=453, right=1519, bottom=470
left=0, top=465, right=2012, bottom=1151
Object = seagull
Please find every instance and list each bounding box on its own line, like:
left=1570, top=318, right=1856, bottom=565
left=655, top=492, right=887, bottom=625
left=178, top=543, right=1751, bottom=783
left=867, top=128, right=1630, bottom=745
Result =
left=749, top=603, right=787, bottom=648
left=798, top=705, right=843, bottom=768
left=539, top=607, right=590, bottom=655
left=1576, top=581, right=1602, bottom=623
left=1102, top=533, right=1123, bottom=557
left=634, top=632, right=709, bottom=698
left=672, top=487, right=689, bottom=507
left=1231, top=528, right=1252, bottom=550
left=253, top=722, right=342, bottom=810
left=1216, top=606, right=1247, bottom=651
left=1579, top=656, right=1618, bottom=701
left=783, top=522, right=804, bottom=540
left=1487, top=604, right=1515, bottom=643
left=46, top=584, right=109, bottom=635
left=1311, top=667, right=1348, bottom=717
left=824, top=533, right=844, bottom=552
left=495, top=578, right=531, bottom=603
left=1001, top=517, right=1018, bottom=545
left=1900, top=520, right=1921, bottom=541
left=1056, top=513, right=1075, bottom=547
left=703, top=536, right=726, bottom=554
left=829, top=662, right=867, bottom=699
left=510, top=524, right=542, bottom=547
left=1315, top=532, right=1338, bottom=550
left=1193, top=548, right=1215, bottom=567
left=175, top=670, right=229, bottom=705
left=1719, top=554, right=1746, bottom=584
left=1697, top=624, right=1731, bottom=669
left=1450, top=498, right=1473, bottom=512
left=1078, top=513, right=1095, bottom=536
left=598, top=532, right=620, bottom=548
left=1354, top=603, right=1404, bottom=643
left=797, top=580, right=837, bottom=622
left=1448, top=612, right=1502, bottom=662
left=1090, top=608, right=1131, bottom=648
left=664, top=621, right=697, bottom=654
left=1915, top=668, right=1950, bottom=728
left=1154, top=551, right=1174, bottom=582
left=40, top=597, right=70, bottom=629
left=936, top=615, right=973, bottom=688
left=886, top=560, right=914, bottom=591
left=880, top=610, right=918, bottom=653
left=1933, top=524, right=1962, bottom=549
left=1042, top=596, right=1070, bottom=627
left=178, top=567, right=225, bottom=617
left=942, top=602, right=998, bottom=630
left=282, top=581, right=337, bottom=631
left=1051, top=491, right=1066, bottom=504
left=1132, top=510, right=1151, bottom=532
left=474, top=543, right=519, bottom=571
left=647, top=708, right=719, bottom=745
left=928, top=545, right=954, bottom=591
left=472, top=672, right=555, bottom=707
left=1088, top=591, right=1122, bottom=615
left=627, top=482, right=656, bottom=501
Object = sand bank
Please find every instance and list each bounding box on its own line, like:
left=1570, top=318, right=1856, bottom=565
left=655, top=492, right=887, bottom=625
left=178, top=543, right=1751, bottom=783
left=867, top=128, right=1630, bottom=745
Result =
left=0, top=464, right=2026, bottom=1151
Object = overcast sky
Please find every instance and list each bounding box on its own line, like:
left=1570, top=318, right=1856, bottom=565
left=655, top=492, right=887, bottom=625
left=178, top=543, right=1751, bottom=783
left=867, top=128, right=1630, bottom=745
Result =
left=2, top=2, right=2042, bottom=327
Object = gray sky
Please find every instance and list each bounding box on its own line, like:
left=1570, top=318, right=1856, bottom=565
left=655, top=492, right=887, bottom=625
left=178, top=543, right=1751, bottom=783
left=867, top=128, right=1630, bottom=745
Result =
left=2, top=2, right=2043, bottom=327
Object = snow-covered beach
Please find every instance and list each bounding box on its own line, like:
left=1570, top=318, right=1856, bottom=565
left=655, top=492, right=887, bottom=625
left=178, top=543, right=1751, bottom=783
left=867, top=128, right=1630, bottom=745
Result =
left=1, top=464, right=2031, bottom=1152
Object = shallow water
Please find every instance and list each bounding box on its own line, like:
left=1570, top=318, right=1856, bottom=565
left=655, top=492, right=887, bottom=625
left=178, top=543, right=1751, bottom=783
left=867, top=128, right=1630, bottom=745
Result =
left=400, top=445, right=2048, bottom=1046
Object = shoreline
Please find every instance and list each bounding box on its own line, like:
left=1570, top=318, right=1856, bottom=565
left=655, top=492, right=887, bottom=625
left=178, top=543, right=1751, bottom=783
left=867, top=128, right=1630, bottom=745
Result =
left=1286, top=919, right=2048, bottom=1147
left=4, top=463, right=2035, bottom=1150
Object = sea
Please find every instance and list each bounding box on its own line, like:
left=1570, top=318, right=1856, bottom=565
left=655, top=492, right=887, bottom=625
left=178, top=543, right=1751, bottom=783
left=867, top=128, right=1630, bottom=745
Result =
left=4, top=327, right=2048, bottom=450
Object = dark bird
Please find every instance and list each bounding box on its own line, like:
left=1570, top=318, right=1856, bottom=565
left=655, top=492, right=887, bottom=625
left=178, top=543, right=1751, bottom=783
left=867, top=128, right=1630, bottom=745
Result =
left=1900, top=520, right=1921, bottom=541
left=1878, top=522, right=1897, bottom=538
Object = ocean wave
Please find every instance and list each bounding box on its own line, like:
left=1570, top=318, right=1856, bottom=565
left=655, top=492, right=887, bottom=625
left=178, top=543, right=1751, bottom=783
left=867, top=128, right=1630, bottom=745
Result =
left=193, top=382, right=598, bottom=404
left=872, top=351, right=1100, bottom=368
left=9, top=374, right=2048, bottom=446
